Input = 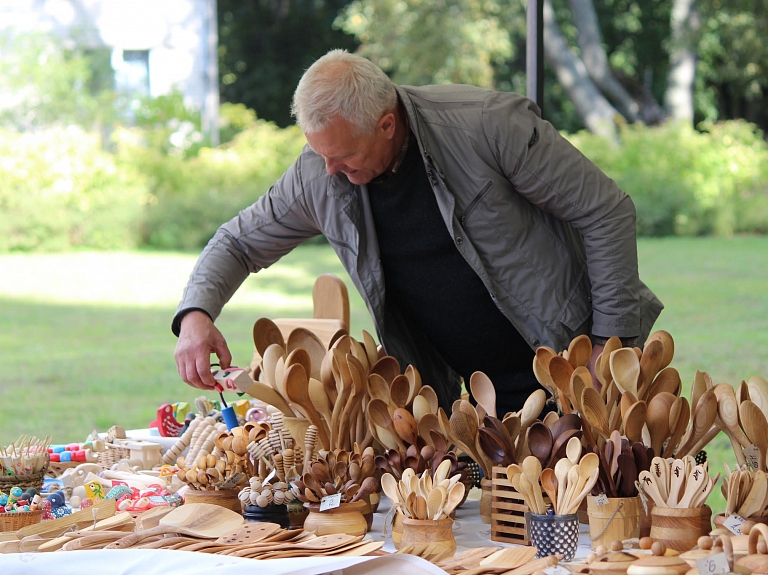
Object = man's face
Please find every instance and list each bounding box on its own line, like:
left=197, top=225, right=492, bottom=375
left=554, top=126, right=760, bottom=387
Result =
left=305, top=113, right=396, bottom=185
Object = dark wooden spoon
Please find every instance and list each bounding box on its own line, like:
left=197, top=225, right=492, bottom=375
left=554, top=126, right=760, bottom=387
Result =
left=527, top=421, right=554, bottom=467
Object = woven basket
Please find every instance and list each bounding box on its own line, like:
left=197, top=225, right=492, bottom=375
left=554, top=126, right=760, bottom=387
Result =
left=47, top=461, right=81, bottom=477
left=0, top=469, right=47, bottom=494
left=0, top=510, right=43, bottom=532
left=97, top=444, right=130, bottom=468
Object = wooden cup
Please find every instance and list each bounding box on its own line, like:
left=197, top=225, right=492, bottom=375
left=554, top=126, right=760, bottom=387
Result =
left=650, top=505, right=712, bottom=552
left=303, top=500, right=368, bottom=537
left=183, top=488, right=242, bottom=514
left=400, top=516, right=456, bottom=559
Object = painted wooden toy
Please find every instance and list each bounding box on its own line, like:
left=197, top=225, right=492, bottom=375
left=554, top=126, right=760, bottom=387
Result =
left=149, top=404, right=184, bottom=437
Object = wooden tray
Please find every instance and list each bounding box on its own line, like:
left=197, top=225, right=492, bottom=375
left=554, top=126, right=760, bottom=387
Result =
left=490, top=466, right=551, bottom=545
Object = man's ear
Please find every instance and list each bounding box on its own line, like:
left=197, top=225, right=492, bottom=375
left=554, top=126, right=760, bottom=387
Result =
left=379, top=112, right=397, bottom=139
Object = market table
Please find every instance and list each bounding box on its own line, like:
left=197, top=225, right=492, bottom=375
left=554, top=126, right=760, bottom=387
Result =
left=0, top=494, right=596, bottom=575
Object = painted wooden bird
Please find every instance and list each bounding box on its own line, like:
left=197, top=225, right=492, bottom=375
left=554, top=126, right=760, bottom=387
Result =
left=149, top=404, right=184, bottom=437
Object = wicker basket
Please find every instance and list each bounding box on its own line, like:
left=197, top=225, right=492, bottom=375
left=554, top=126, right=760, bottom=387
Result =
left=0, top=510, right=43, bottom=532
left=97, top=444, right=130, bottom=468
left=0, top=469, right=47, bottom=494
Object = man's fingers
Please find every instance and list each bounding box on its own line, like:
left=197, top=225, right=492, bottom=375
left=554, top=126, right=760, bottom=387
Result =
left=214, top=341, right=233, bottom=371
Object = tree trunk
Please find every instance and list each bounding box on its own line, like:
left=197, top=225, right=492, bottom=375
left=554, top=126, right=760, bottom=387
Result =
left=567, top=0, right=639, bottom=123
left=542, top=0, right=619, bottom=139
left=664, top=0, right=699, bottom=123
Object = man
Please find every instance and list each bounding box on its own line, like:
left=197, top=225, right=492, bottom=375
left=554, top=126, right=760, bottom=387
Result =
left=173, top=49, right=663, bottom=416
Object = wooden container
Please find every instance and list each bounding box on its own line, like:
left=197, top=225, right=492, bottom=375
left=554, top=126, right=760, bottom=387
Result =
left=303, top=500, right=368, bottom=537
left=183, top=488, right=242, bottom=514
left=400, top=517, right=456, bottom=560
left=588, top=496, right=641, bottom=550
left=0, top=469, right=47, bottom=494
left=650, top=505, right=712, bottom=553
left=480, top=477, right=493, bottom=524
left=490, top=466, right=550, bottom=545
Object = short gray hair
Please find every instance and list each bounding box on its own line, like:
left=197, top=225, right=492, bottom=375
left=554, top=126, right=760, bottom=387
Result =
left=291, top=49, right=397, bottom=135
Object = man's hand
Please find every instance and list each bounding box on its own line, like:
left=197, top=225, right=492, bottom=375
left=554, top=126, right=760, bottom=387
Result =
left=587, top=343, right=605, bottom=392
left=174, top=311, right=233, bottom=390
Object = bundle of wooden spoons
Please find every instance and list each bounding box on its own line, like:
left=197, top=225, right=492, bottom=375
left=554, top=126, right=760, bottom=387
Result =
left=721, top=465, right=768, bottom=519
left=289, top=446, right=379, bottom=506
left=380, top=460, right=466, bottom=520
left=507, top=452, right=600, bottom=515
left=374, top=445, right=473, bottom=491
left=639, top=456, right=719, bottom=508
left=593, top=435, right=653, bottom=498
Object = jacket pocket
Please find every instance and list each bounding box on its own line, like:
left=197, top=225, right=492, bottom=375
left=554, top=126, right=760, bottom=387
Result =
left=459, top=180, right=493, bottom=226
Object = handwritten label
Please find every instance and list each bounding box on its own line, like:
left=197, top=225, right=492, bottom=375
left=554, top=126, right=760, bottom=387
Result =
left=744, top=445, right=761, bottom=470
left=594, top=493, right=609, bottom=506
left=723, top=514, right=746, bottom=535
left=696, top=552, right=730, bottom=575
left=319, top=493, right=342, bottom=511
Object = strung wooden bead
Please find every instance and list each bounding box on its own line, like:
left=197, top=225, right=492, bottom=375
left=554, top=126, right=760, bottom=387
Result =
left=595, top=545, right=609, bottom=555
left=249, top=489, right=260, bottom=505
left=611, top=540, right=624, bottom=551
left=652, top=541, right=666, bottom=556
left=238, top=487, right=251, bottom=503
left=639, top=537, right=654, bottom=550
left=256, top=494, right=270, bottom=507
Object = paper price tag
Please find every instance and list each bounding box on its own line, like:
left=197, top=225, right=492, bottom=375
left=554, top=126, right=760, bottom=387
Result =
left=319, top=493, right=342, bottom=511
left=723, top=514, right=746, bottom=535
left=696, top=552, right=730, bottom=575
left=594, top=493, right=609, bottom=506
left=544, top=566, right=571, bottom=575
left=744, top=445, right=761, bottom=470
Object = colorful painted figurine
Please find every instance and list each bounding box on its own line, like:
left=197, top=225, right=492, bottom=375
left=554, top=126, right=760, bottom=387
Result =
left=149, top=404, right=184, bottom=437
left=45, top=491, right=72, bottom=518
left=84, top=481, right=106, bottom=503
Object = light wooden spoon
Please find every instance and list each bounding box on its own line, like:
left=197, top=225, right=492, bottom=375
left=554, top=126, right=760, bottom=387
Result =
left=581, top=386, right=611, bottom=439
left=647, top=392, right=676, bottom=456
left=470, top=371, right=497, bottom=419
left=624, top=399, right=647, bottom=444
left=637, top=338, right=665, bottom=398
left=567, top=334, right=592, bottom=368
left=740, top=399, right=768, bottom=472
left=646, top=329, right=675, bottom=370
left=610, top=347, right=641, bottom=397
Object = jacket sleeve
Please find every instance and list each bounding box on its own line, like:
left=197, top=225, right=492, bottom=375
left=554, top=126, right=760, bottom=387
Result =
left=482, top=92, right=641, bottom=339
left=172, top=155, right=322, bottom=334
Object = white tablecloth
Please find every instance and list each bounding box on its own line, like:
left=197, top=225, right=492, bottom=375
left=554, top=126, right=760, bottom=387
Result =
left=0, top=492, right=596, bottom=575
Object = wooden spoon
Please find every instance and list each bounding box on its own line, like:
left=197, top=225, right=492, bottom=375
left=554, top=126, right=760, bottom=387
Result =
left=740, top=399, right=768, bottom=472
left=527, top=422, right=554, bottom=467
left=252, top=317, right=285, bottom=357
left=540, top=467, right=559, bottom=513
left=368, top=399, right=406, bottom=452
left=286, top=327, right=326, bottom=379
left=646, top=329, right=675, bottom=370
left=623, top=400, right=647, bottom=444
left=581, top=386, right=611, bottom=439
left=470, top=371, right=497, bottom=418
left=392, top=407, right=419, bottom=447
left=637, top=338, right=665, bottom=398
left=647, top=392, right=676, bottom=456
left=418, top=385, right=440, bottom=414
left=390, top=374, right=411, bottom=409
left=677, top=387, right=718, bottom=458
left=515, top=389, right=547, bottom=459
left=567, top=334, right=593, bottom=369
left=367, top=373, right=391, bottom=404
left=610, top=347, right=641, bottom=397
left=662, top=396, right=690, bottom=458
left=647, top=366, right=682, bottom=401
left=284, top=364, right=331, bottom=449
left=548, top=355, right=576, bottom=413
left=370, top=355, right=401, bottom=385
left=554, top=458, right=573, bottom=513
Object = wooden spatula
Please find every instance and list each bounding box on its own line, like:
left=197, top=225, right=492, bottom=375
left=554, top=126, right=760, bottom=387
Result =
left=106, top=503, right=243, bottom=549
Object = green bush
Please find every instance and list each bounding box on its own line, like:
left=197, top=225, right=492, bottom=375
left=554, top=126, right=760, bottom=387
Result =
left=567, top=119, right=768, bottom=236
left=116, top=117, right=307, bottom=250
left=0, top=127, right=148, bottom=252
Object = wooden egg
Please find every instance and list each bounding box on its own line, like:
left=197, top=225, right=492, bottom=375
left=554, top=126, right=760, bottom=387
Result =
left=698, top=536, right=713, bottom=550
left=640, top=537, right=654, bottom=550
left=185, top=469, right=198, bottom=484
left=206, top=453, right=217, bottom=468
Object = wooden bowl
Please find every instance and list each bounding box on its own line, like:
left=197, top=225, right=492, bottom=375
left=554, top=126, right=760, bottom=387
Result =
left=303, top=500, right=368, bottom=537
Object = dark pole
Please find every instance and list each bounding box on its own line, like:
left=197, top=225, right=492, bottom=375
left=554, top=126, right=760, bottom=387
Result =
left=526, top=0, right=545, bottom=116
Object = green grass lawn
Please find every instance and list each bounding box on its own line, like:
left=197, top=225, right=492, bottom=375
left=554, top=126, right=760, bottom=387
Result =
left=1, top=237, right=767, bottom=510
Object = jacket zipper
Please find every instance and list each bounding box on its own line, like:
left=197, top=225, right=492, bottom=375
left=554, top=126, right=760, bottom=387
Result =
left=459, top=181, right=493, bottom=226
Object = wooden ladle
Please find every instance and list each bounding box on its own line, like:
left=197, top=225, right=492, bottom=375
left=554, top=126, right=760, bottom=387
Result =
left=470, top=371, right=497, bottom=419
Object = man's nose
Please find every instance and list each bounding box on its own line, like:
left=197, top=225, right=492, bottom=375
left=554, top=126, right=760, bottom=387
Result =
left=324, top=157, right=341, bottom=175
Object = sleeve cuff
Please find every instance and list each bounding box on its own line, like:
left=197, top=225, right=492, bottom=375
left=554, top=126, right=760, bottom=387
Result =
left=171, top=307, right=212, bottom=337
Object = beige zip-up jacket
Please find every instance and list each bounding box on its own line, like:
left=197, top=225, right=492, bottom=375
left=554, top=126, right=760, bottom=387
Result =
left=174, top=84, right=663, bottom=409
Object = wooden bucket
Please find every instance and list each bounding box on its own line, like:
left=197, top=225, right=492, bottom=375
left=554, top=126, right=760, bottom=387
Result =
left=587, top=496, right=641, bottom=550
left=650, top=505, right=712, bottom=552
left=480, top=478, right=493, bottom=524
left=401, top=517, right=456, bottom=560
left=391, top=509, right=405, bottom=549
left=303, top=500, right=368, bottom=537
left=183, top=488, right=242, bottom=514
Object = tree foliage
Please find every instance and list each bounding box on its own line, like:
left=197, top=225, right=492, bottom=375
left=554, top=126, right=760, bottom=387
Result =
left=218, top=0, right=359, bottom=127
